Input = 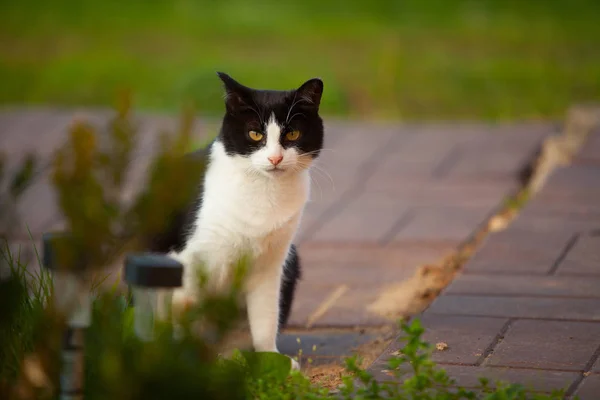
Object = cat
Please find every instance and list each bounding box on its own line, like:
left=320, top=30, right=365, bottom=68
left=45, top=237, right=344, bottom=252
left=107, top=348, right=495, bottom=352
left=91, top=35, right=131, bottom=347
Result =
left=145, top=72, right=324, bottom=369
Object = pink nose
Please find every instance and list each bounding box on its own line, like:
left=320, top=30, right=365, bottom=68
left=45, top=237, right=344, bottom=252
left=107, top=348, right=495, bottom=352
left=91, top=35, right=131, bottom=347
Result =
left=268, top=155, right=283, bottom=166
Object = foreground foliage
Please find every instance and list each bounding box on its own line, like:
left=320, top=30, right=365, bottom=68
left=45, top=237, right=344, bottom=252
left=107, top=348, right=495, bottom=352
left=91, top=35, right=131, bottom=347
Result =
left=0, top=101, right=567, bottom=399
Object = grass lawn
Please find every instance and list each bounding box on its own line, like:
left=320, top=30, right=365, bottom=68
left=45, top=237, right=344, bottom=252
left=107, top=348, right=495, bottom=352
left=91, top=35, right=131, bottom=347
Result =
left=1, top=0, right=599, bottom=120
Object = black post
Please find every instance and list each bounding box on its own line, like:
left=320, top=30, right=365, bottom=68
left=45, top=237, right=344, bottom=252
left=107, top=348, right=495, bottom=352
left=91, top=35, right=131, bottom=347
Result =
left=43, top=232, right=90, bottom=400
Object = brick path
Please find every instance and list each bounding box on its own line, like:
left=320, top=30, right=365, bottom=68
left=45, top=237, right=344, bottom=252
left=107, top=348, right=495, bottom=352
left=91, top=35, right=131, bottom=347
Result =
left=368, top=126, right=600, bottom=398
left=2, top=107, right=558, bottom=367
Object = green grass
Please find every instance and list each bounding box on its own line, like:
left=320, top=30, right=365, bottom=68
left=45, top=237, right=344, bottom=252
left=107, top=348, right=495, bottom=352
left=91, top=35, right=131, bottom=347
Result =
left=1, top=0, right=599, bottom=120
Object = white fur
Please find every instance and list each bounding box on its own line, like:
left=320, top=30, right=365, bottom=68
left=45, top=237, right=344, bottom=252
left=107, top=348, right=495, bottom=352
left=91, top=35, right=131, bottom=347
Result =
left=170, top=115, right=310, bottom=369
left=249, top=114, right=303, bottom=176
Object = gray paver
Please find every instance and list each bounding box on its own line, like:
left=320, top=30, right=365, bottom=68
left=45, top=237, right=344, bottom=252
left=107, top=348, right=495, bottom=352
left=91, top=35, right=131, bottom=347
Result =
left=310, top=191, right=410, bottom=242
left=3, top=110, right=559, bottom=377
left=508, top=210, right=599, bottom=236
left=575, top=374, right=600, bottom=400
left=427, top=295, right=600, bottom=320
left=521, top=191, right=600, bottom=224
left=445, top=274, right=600, bottom=297
left=575, top=128, right=600, bottom=164
left=464, top=229, right=572, bottom=274
left=312, top=287, right=390, bottom=327
left=557, top=233, right=600, bottom=276
left=370, top=364, right=577, bottom=393
left=279, top=331, right=379, bottom=360
left=548, top=164, right=600, bottom=188
left=439, top=365, right=576, bottom=393
left=392, top=206, right=492, bottom=243
left=485, top=320, right=600, bottom=370
left=418, top=315, right=508, bottom=365
left=592, top=357, right=600, bottom=373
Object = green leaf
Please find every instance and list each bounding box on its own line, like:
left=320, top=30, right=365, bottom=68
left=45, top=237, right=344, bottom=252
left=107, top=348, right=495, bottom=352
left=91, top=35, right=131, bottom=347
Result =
left=242, top=350, right=292, bottom=382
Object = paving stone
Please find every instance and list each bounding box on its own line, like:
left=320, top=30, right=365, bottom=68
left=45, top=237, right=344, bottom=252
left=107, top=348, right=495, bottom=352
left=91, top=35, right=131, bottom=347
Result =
left=1, top=109, right=60, bottom=152
left=278, top=331, right=379, bottom=364
left=322, top=120, right=401, bottom=150
left=556, top=233, right=600, bottom=276
left=312, top=287, right=390, bottom=327
left=542, top=164, right=600, bottom=193
left=310, top=191, right=410, bottom=243
left=14, top=174, right=60, bottom=236
left=426, top=295, right=600, bottom=320
left=364, top=180, right=514, bottom=208
left=0, top=110, right=74, bottom=215
left=390, top=315, right=509, bottom=365
left=0, top=108, right=28, bottom=138
left=508, top=210, right=598, bottom=236
left=370, top=363, right=577, bottom=393
left=593, top=357, right=600, bottom=373
left=445, top=274, right=600, bottom=298
left=363, top=132, right=466, bottom=184
left=575, top=128, right=600, bottom=164
left=392, top=206, right=492, bottom=243
left=443, top=145, right=532, bottom=182
left=464, top=229, right=572, bottom=275
left=12, top=110, right=114, bottom=237
left=286, top=281, right=331, bottom=327
left=442, top=365, right=576, bottom=393
left=121, top=115, right=214, bottom=203
left=293, top=241, right=455, bottom=326
left=297, top=242, right=454, bottom=287
left=313, top=128, right=395, bottom=189
left=296, top=199, right=345, bottom=243
left=575, top=374, right=600, bottom=400
left=523, top=189, right=600, bottom=221
left=440, top=126, right=549, bottom=181
left=486, top=320, right=600, bottom=370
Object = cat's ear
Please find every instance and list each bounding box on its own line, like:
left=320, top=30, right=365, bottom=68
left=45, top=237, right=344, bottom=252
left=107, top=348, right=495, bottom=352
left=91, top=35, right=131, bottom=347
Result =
left=217, top=72, right=252, bottom=111
left=296, top=78, right=324, bottom=109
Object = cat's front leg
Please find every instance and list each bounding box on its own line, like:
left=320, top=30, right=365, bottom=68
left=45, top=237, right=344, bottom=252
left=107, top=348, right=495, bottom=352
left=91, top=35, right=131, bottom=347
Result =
left=246, top=266, right=300, bottom=371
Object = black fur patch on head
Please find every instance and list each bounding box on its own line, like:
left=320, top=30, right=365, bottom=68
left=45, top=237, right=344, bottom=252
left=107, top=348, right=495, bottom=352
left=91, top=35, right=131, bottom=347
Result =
left=216, top=72, right=324, bottom=158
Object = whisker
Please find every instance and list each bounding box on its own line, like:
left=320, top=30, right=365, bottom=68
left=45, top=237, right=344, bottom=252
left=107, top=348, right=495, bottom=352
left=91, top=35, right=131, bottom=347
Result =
left=288, top=112, right=305, bottom=121
left=308, top=170, right=324, bottom=201
left=285, top=93, right=299, bottom=124
left=310, top=165, right=336, bottom=192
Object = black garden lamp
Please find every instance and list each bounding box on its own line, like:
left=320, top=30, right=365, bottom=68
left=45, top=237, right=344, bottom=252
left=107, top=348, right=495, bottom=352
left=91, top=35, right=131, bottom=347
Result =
left=123, top=253, right=183, bottom=341
left=42, top=232, right=91, bottom=400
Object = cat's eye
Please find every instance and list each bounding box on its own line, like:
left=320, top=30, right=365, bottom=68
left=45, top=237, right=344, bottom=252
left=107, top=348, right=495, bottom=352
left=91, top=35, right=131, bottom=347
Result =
left=248, top=131, right=264, bottom=141
left=286, top=130, right=301, bottom=141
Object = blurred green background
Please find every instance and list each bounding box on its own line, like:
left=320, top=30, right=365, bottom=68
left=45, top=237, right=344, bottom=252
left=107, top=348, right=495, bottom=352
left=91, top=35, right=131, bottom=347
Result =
left=1, top=0, right=599, bottom=120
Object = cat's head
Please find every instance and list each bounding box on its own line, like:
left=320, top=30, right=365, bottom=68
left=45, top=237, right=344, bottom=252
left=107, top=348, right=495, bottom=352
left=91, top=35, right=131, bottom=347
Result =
left=217, top=72, right=324, bottom=177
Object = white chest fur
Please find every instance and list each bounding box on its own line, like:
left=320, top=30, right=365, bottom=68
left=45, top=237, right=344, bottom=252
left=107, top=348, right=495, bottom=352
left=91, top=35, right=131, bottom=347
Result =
left=171, top=141, right=310, bottom=296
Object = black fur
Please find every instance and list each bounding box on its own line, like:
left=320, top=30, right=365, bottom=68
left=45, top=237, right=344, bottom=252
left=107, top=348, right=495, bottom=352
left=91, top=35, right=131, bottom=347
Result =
left=217, top=72, right=324, bottom=159
left=279, top=244, right=301, bottom=328
left=144, top=73, right=325, bottom=329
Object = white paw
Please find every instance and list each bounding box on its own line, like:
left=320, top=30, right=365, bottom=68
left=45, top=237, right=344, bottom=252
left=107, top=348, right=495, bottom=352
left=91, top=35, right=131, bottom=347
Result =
left=290, top=356, right=301, bottom=371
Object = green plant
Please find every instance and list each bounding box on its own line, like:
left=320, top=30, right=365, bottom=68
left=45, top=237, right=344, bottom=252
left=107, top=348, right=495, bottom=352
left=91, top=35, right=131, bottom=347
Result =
left=0, top=100, right=569, bottom=399
left=0, top=243, right=569, bottom=399
left=337, top=319, right=565, bottom=400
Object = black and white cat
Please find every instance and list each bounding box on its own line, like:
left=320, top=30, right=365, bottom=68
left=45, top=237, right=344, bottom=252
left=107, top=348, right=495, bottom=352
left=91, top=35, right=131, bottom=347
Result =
left=146, top=72, right=324, bottom=369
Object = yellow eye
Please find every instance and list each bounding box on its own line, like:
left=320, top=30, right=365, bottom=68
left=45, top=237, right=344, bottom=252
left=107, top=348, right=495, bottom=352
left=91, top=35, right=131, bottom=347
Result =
left=286, top=130, right=301, bottom=141
left=248, top=131, right=263, bottom=141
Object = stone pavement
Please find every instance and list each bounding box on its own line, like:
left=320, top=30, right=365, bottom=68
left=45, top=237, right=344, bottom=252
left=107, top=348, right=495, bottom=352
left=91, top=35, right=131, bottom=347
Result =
left=368, top=126, right=600, bottom=398
left=2, top=107, right=556, bottom=366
